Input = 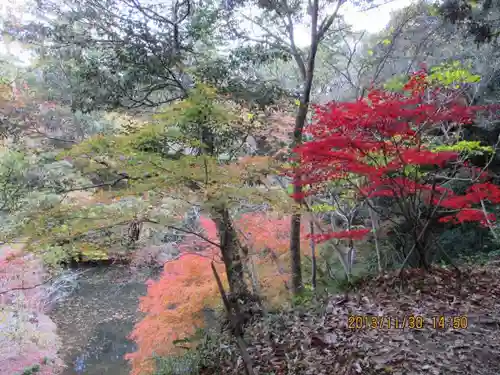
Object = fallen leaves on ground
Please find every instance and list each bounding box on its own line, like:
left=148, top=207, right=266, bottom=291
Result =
left=202, top=263, right=500, bottom=375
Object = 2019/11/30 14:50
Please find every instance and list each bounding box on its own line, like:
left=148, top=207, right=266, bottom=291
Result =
left=347, top=315, right=468, bottom=330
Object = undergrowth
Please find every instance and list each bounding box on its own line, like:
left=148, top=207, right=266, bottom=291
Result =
left=152, top=242, right=500, bottom=375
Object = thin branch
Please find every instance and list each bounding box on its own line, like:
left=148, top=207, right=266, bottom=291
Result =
left=29, top=127, right=77, bottom=143
left=397, top=190, right=449, bottom=276
left=145, top=219, right=221, bottom=248
left=481, top=199, right=498, bottom=240
left=211, top=261, right=255, bottom=375
left=0, top=276, right=54, bottom=296
left=317, top=0, right=343, bottom=42
left=160, top=251, right=224, bottom=267
left=281, top=0, right=306, bottom=79
left=56, top=174, right=131, bottom=194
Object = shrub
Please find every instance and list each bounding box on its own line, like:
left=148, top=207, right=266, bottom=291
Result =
left=154, top=351, right=201, bottom=375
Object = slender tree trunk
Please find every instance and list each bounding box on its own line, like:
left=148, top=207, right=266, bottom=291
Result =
left=290, top=66, right=318, bottom=296
left=289, top=212, right=303, bottom=295
left=309, top=218, right=317, bottom=291
left=211, top=205, right=250, bottom=298
left=481, top=199, right=498, bottom=240
left=290, top=103, right=309, bottom=295
left=289, top=0, right=322, bottom=296
left=211, top=262, right=255, bottom=375
left=289, top=102, right=314, bottom=295
left=368, top=203, right=382, bottom=273
left=237, top=229, right=261, bottom=296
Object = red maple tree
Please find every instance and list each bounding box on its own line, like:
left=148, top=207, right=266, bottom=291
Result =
left=293, top=70, right=500, bottom=268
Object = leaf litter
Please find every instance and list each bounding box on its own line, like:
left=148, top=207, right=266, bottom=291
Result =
left=201, top=264, right=500, bottom=375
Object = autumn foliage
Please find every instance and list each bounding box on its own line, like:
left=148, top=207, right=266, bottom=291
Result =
left=127, top=213, right=309, bottom=375
left=125, top=71, right=500, bottom=374
left=0, top=246, right=63, bottom=375
left=0, top=80, right=59, bottom=143
left=238, top=212, right=309, bottom=300
left=294, top=70, right=500, bottom=245
left=126, top=217, right=224, bottom=375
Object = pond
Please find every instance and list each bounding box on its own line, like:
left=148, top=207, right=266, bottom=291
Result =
left=49, top=265, right=160, bottom=375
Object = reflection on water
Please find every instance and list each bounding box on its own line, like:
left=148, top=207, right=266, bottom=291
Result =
left=74, top=354, right=86, bottom=374
left=69, top=320, right=137, bottom=375
left=49, top=266, right=159, bottom=375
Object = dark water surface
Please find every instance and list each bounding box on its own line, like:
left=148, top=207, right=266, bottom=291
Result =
left=49, top=266, right=160, bottom=375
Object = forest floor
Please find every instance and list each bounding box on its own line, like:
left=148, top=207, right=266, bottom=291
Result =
left=204, top=262, right=500, bottom=375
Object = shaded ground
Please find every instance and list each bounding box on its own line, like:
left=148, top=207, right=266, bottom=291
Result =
left=49, top=265, right=160, bottom=375
left=202, top=263, right=500, bottom=375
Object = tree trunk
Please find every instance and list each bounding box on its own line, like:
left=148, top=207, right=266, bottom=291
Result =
left=211, top=262, right=255, bottom=375
left=290, top=210, right=303, bottom=295
left=211, top=205, right=250, bottom=298
left=309, top=218, right=317, bottom=291
left=289, top=60, right=319, bottom=296
left=368, top=203, right=382, bottom=273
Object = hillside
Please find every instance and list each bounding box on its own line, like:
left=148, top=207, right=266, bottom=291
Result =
left=200, top=264, right=500, bottom=375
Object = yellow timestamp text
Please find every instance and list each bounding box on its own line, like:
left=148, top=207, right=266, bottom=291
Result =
left=347, top=315, right=468, bottom=330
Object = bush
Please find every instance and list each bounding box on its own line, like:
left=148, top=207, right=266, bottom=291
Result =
left=363, top=221, right=497, bottom=271
left=21, top=364, right=40, bottom=375
left=437, top=223, right=496, bottom=260
left=154, top=351, right=200, bottom=375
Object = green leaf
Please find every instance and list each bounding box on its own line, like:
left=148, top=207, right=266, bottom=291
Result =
left=432, top=140, right=494, bottom=155
left=383, top=74, right=407, bottom=92
left=311, top=203, right=336, bottom=213
left=427, top=61, right=481, bottom=87
left=429, top=5, right=439, bottom=16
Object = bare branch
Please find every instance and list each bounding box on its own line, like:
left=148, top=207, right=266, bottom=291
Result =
left=317, top=0, right=343, bottom=43
left=0, top=276, right=54, bottom=296
left=144, top=219, right=221, bottom=248
left=280, top=0, right=306, bottom=79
